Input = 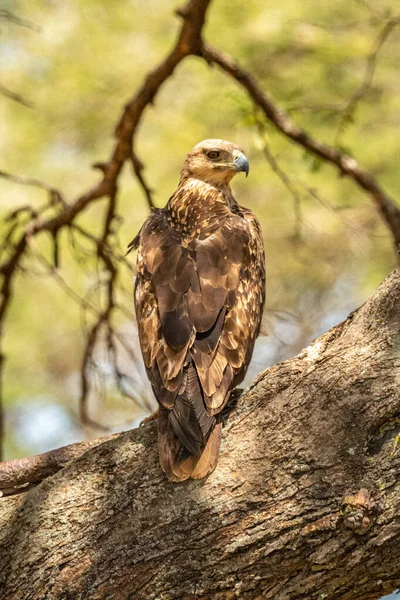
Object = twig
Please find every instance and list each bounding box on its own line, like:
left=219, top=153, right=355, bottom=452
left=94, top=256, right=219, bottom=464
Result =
left=335, top=17, right=400, bottom=144
left=0, top=169, right=65, bottom=202
left=0, top=9, right=41, bottom=32
left=79, top=191, right=118, bottom=428
left=0, top=83, right=33, bottom=108
left=254, top=113, right=303, bottom=240
left=130, top=152, right=155, bottom=211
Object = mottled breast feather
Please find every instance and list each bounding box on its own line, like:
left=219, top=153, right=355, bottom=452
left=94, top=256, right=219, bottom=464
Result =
left=133, top=175, right=265, bottom=480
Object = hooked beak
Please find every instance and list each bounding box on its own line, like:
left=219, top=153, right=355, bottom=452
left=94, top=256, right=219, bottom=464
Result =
left=234, top=152, right=250, bottom=177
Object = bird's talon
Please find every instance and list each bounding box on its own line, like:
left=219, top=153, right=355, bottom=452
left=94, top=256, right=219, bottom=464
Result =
left=140, top=410, right=159, bottom=426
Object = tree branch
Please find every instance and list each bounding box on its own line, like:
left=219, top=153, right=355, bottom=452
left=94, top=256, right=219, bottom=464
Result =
left=202, top=43, right=400, bottom=254
left=0, top=435, right=118, bottom=495
left=335, top=16, right=400, bottom=144
left=0, top=83, right=33, bottom=108
left=0, top=9, right=41, bottom=32
left=130, top=152, right=155, bottom=212
left=0, top=270, right=399, bottom=599
left=0, top=0, right=212, bottom=322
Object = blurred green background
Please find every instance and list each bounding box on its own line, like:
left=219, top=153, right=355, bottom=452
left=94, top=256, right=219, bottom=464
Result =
left=1, top=0, right=399, bottom=474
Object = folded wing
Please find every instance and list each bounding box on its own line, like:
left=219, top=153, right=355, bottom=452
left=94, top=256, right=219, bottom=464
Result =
left=133, top=205, right=265, bottom=478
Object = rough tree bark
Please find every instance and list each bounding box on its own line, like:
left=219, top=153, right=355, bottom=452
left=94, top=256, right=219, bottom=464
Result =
left=0, top=270, right=400, bottom=600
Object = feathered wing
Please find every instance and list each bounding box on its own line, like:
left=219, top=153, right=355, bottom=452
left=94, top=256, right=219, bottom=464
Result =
left=133, top=203, right=265, bottom=481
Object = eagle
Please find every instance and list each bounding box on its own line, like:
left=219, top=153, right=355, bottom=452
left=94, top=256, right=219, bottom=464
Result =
left=131, top=139, right=265, bottom=481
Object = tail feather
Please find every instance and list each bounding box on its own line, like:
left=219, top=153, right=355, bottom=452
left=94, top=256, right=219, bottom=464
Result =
left=158, top=361, right=222, bottom=481
left=191, top=422, right=222, bottom=479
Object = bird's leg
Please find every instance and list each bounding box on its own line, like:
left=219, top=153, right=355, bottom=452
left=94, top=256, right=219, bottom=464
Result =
left=140, top=409, right=159, bottom=426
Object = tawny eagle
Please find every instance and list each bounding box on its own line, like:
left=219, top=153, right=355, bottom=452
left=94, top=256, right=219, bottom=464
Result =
left=131, top=139, right=265, bottom=481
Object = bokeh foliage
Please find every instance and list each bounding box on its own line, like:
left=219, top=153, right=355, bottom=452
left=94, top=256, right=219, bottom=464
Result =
left=1, top=0, right=399, bottom=459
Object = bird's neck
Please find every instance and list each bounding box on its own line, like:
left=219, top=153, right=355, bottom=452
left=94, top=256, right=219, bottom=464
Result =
left=165, top=177, right=238, bottom=241
left=167, top=176, right=237, bottom=212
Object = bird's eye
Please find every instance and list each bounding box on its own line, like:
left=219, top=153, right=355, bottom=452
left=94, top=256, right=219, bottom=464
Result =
left=207, top=150, right=220, bottom=159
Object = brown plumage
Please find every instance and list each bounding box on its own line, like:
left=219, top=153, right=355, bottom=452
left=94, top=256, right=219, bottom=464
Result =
left=130, top=139, right=265, bottom=481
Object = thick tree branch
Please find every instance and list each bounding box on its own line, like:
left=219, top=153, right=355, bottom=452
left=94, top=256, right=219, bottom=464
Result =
left=0, top=270, right=399, bottom=599
left=0, top=435, right=118, bottom=495
left=202, top=44, right=400, bottom=253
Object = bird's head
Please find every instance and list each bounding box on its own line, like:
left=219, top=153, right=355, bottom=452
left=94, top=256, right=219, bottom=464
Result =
left=180, top=139, right=249, bottom=186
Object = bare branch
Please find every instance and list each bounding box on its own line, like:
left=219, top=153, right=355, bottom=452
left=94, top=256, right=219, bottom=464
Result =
left=254, top=112, right=303, bottom=240
left=0, top=9, right=41, bottom=32
left=335, top=16, right=400, bottom=144
left=130, top=152, right=155, bottom=211
left=80, top=318, right=109, bottom=429
left=202, top=43, right=400, bottom=253
left=0, top=83, right=33, bottom=108
left=254, top=113, right=369, bottom=243
left=0, top=169, right=65, bottom=203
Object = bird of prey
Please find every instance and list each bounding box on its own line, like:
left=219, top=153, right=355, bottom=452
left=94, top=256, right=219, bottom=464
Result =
left=131, top=139, right=265, bottom=481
